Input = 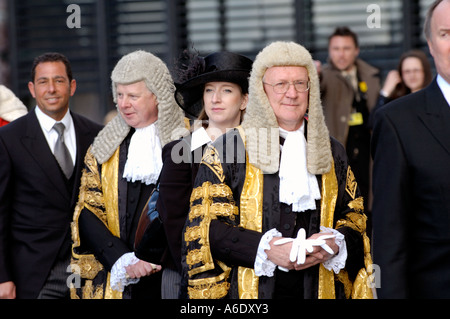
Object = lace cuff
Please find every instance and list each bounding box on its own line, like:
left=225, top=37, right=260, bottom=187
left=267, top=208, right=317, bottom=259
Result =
left=320, top=226, right=347, bottom=274
left=254, top=228, right=282, bottom=277
left=110, top=252, right=141, bottom=292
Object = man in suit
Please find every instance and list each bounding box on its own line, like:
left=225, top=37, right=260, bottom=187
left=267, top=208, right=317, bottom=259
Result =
left=371, top=0, right=450, bottom=298
left=319, top=27, right=380, bottom=213
left=0, top=52, right=102, bottom=299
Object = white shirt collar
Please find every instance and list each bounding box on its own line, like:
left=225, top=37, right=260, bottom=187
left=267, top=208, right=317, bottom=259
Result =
left=35, top=106, right=72, bottom=132
left=191, top=127, right=212, bottom=151
left=436, top=74, right=450, bottom=108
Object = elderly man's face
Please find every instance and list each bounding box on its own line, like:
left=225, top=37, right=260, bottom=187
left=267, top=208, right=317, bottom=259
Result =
left=263, top=66, right=309, bottom=131
left=427, top=0, right=450, bottom=84
left=116, top=81, right=158, bottom=128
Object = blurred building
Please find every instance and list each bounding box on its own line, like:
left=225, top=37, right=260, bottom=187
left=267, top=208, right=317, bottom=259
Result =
left=0, top=0, right=435, bottom=123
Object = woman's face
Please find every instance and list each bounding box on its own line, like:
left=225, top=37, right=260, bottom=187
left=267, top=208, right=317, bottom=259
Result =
left=203, top=81, right=247, bottom=133
left=401, top=57, right=425, bottom=93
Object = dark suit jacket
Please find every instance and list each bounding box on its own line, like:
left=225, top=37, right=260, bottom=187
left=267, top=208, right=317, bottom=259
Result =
left=0, top=108, right=102, bottom=298
left=371, top=78, right=450, bottom=298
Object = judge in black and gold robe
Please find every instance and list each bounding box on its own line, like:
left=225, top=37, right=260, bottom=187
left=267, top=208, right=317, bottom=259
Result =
left=70, top=50, right=186, bottom=299
left=181, top=42, right=374, bottom=299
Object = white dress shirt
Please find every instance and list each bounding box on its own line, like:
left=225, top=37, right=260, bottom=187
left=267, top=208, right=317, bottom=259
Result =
left=35, top=107, right=77, bottom=165
left=436, top=74, right=450, bottom=108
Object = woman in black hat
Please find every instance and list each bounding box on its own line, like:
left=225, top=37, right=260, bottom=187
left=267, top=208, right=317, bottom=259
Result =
left=156, top=50, right=253, bottom=298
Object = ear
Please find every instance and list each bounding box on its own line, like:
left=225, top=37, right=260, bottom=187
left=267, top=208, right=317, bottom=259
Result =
left=240, top=93, right=249, bottom=111
left=427, top=40, right=435, bottom=59
left=69, top=79, right=77, bottom=97
left=28, top=81, right=36, bottom=98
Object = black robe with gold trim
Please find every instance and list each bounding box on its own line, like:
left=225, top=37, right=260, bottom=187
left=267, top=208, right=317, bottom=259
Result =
left=70, top=131, right=161, bottom=299
left=181, top=126, right=373, bottom=299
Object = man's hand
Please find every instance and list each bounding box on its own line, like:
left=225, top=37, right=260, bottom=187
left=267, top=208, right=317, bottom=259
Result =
left=266, top=231, right=339, bottom=271
left=292, top=232, right=339, bottom=271
left=125, top=260, right=161, bottom=279
left=265, top=237, right=296, bottom=270
left=0, top=281, right=16, bottom=299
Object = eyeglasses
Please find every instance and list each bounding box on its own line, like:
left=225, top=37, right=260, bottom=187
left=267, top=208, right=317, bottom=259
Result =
left=263, top=81, right=310, bottom=94
left=402, top=69, right=423, bottom=76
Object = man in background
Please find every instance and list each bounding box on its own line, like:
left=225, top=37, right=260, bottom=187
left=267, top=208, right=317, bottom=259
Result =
left=319, top=27, right=380, bottom=214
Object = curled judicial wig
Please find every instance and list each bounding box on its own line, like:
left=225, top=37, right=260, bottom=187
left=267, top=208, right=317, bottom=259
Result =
left=0, top=85, right=27, bottom=122
left=241, top=41, right=332, bottom=175
left=91, top=50, right=186, bottom=164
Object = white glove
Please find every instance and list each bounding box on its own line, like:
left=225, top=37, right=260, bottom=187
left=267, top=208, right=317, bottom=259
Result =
left=273, top=228, right=336, bottom=272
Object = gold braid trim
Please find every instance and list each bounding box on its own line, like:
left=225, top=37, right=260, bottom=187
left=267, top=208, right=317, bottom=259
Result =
left=189, top=202, right=238, bottom=222
left=184, top=225, right=203, bottom=243
left=71, top=149, right=106, bottom=284
left=336, top=211, right=367, bottom=234
left=186, top=182, right=214, bottom=277
left=186, top=246, right=212, bottom=269
left=237, top=158, right=263, bottom=299
left=70, top=255, right=104, bottom=280
left=70, top=147, right=123, bottom=299
left=102, top=148, right=120, bottom=237
left=318, top=159, right=338, bottom=299
left=188, top=281, right=230, bottom=299
left=186, top=182, right=237, bottom=275
left=188, top=261, right=231, bottom=299
left=201, top=145, right=225, bottom=182
left=80, top=280, right=103, bottom=299
left=190, top=183, right=234, bottom=203
left=345, top=166, right=358, bottom=199
left=335, top=210, right=374, bottom=299
left=348, top=197, right=364, bottom=213
left=335, top=270, right=353, bottom=299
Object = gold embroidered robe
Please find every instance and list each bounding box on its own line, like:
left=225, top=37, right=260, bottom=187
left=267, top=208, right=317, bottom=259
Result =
left=182, top=128, right=374, bottom=299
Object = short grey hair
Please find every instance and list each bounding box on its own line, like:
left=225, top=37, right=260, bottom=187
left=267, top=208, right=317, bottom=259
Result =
left=424, top=0, right=444, bottom=40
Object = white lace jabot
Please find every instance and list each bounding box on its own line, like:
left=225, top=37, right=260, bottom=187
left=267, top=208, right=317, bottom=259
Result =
left=279, top=123, right=321, bottom=212
left=123, top=122, right=162, bottom=185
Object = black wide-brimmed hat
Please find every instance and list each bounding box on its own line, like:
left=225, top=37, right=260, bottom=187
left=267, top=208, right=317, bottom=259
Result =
left=174, top=51, right=253, bottom=118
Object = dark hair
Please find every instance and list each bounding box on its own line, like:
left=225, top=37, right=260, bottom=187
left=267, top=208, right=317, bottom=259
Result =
left=328, top=26, right=359, bottom=48
left=30, top=52, right=73, bottom=82
left=389, top=50, right=433, bottom=100
left=424, top=0, right=443, bottom=40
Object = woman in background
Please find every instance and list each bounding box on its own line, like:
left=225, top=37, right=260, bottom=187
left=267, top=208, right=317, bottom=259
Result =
left=369, top=50, right=432, bottom=127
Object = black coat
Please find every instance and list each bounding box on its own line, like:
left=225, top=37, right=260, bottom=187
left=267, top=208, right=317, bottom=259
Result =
left=182, top=127, right=366, bottom=299
left=0, top=109, right=102, bottom=298
left=156, top=136, right=202, bottom=273
left=75, top=130, right=161, bottom=299
left=371, top=77, right=450, bottom=298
